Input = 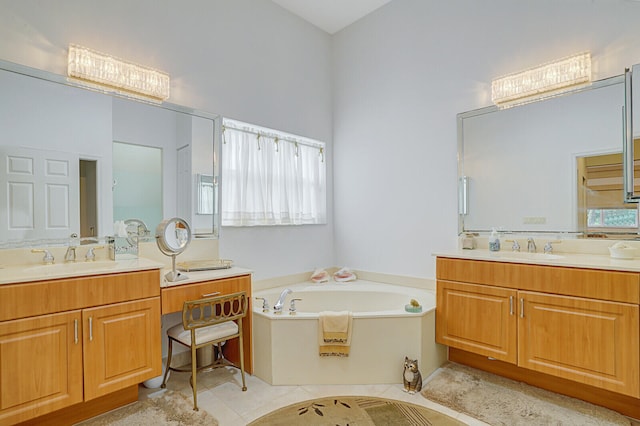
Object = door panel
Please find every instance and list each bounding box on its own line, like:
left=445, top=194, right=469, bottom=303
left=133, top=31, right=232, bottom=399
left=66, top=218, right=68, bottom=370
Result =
left=0, top=311, right=83, bottom=424
left=436, top=280, right=517, bottom=363
left=519, top=291, right=639, bottom=397
left=83, top=298, right=161, bottom=400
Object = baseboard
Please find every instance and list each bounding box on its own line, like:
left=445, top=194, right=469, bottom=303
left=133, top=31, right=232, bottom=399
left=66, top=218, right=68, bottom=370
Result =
left=16, top=385, right=138, bottom=426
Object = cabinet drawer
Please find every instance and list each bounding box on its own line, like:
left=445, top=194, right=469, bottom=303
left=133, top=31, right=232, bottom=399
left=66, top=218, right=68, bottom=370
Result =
left=436, top=258, right=639, bottom=303
left=0, top=269, right=161, bottom=321
left=161, top=275, right=251, bottom=315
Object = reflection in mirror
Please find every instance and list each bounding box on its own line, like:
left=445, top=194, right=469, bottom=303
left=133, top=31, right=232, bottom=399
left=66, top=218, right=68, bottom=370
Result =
left=0, top=58, right=220, bottom=248
left=577, top=152, right=638, bottom=237
left=112, top=141, right=163, bottom=237
left=80, top=159, right=98, bottom=238
left=459, top=75, right=628, bottom=237
left=197, top=174, right=214, bottom=215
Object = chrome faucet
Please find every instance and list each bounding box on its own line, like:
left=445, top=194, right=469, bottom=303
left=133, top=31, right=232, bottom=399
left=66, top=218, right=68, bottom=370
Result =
left=506, top=239, right=520, bottom=252
left=273, top=288, right=293, bottom=314
left=64, top=233, right=80, bottom=262
left=527, top=237, right=536, bottom=253
left=544, top=240, right=561, bottom=254
left=255, top=297, right=270, bottom=312
left=84, top=246, right=104, bottom=261
left=31, top=248, right=55, bottom=264
left=64, top=246, right=77, bottom=262
left=289, top=298, right=302, bottom=315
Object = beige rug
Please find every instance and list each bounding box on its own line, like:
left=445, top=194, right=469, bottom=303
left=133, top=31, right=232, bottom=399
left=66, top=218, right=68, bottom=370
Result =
left=248, top=395, right=464, bottom=425
left=77, top=389, right=218, bottom=426
left=422, top=362, right=632, bottom=425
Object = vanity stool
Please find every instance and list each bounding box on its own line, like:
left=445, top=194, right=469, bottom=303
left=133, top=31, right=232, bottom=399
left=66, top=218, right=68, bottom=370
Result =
left=161, top=291, right=248, bottom=411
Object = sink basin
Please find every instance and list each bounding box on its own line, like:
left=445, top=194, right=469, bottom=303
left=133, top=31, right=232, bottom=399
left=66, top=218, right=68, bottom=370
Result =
left=24, top=260, right=118, bottom=273
left=495, top=252, right=564, bottom=261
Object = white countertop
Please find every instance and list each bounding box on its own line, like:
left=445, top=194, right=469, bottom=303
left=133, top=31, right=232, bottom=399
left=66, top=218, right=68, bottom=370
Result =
left=433, top=249, right=640, bottom=273
left=0, top=257, right=165, bottom=285
left=160, top=266, right=252, bottom=288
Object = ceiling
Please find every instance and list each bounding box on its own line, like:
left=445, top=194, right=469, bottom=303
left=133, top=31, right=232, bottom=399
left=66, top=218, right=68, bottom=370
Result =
left=271, top=0, right=394, bottom=34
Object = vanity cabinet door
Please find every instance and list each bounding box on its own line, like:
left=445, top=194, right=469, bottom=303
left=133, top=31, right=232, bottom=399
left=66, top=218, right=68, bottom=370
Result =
left=436, top=280, right=517, bottom=363
left=0, top=310, right=83, bottom=425
left=82, top=297, right=161, bottom=400
left=518, top=291, right=640, bottom=398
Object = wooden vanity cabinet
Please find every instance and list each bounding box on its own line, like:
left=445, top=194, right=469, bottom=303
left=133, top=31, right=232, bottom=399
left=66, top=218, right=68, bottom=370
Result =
left=0, top=270, right=161, bottom=426
left=83, top=298, right=161, bottom=400
left=436, top=258, right=640, bottom=399
left=0, top=311, right=84, bottom=424
left=437, top=280, right=517, bottom=363
left=161, top=274, right=253, bottom=373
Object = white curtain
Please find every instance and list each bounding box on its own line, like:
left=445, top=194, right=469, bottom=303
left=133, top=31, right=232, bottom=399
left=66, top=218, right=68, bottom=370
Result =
left=221, top=124, right=326, bottom=226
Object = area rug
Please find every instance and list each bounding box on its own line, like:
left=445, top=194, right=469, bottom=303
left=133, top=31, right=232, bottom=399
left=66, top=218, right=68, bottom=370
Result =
left=247, top=395, right=465, bottom=425
left=77, top=389, right=218, bottom=426
left=421, top=362, right=632, bottom=425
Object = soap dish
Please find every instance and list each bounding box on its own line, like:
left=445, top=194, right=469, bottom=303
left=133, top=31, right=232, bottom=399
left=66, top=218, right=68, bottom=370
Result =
left=608, top=247, right=636, bottom=259
left=405, top=299, right=422, bottom=313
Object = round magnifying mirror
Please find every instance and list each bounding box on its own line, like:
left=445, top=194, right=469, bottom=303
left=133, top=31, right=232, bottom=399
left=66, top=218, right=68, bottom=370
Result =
left=156, top=217, right=191, bottom=282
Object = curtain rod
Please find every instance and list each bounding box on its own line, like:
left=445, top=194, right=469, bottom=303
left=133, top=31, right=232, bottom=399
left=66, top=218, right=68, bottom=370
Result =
left=222, top=121, right=325, bottom=150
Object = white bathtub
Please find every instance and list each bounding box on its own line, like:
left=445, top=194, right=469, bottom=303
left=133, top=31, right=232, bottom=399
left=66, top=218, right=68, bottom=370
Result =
left=252, top=280, right=446, bottom=385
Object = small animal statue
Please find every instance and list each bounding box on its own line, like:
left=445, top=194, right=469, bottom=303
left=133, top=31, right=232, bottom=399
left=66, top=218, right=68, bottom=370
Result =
left=403, top=356, right=423, bottom=394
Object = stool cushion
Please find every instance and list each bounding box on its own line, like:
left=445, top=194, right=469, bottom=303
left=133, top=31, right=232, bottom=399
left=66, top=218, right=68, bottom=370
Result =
left=168, top=321, right=239, bottom=346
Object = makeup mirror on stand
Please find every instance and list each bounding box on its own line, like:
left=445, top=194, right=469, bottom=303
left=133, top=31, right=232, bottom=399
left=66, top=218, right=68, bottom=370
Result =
left=156, top=217, right=191, bottom=282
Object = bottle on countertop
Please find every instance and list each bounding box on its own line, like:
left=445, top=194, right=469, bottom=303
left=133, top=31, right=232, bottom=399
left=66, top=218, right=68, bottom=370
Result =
left=488, top=228, right=501, bottom=252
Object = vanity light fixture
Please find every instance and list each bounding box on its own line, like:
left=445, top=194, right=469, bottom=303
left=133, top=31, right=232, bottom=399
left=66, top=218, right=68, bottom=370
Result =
left=491, top=52, right=591, bottom=106
left=67, top=44, right=170, bottom=101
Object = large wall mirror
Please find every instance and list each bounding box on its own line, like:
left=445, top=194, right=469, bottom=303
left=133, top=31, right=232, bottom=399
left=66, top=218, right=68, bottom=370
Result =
left=458, top=74, right=639, bottom=239
left=623, top=64, right=640, bottom=203
left=0, top=59, right=220, bottom=248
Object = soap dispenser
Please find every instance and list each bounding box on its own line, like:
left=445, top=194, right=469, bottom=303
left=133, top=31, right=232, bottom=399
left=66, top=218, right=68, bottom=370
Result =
left=489, top=228, right=501, bottom=252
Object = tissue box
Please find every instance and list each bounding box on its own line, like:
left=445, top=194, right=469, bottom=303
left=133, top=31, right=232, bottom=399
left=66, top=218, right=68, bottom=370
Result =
left=108, top=236, right=138, bottom=260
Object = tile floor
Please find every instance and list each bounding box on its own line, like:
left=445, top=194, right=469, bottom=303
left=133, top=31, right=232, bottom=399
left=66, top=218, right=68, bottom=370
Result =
left=140, top=366, right=489, bottom=425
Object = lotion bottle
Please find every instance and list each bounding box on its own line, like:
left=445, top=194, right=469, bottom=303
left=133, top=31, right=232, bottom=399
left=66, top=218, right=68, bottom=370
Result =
left=489, top=228, right=501, bottom=252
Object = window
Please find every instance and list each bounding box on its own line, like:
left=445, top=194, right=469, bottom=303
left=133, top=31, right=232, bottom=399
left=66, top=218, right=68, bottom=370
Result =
left=221, top=119, right=326, bottom=226
left=581, top=153, right=638, bottom=233
left=587, top=209, right=638, bottom=228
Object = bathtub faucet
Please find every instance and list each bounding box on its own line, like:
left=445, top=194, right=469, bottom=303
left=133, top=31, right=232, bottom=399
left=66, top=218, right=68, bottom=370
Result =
left=273, top=288, right=293, bottom=314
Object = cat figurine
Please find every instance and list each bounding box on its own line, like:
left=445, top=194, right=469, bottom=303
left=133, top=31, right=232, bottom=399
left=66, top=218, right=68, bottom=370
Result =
left=403, top=356, right=423, bottom=394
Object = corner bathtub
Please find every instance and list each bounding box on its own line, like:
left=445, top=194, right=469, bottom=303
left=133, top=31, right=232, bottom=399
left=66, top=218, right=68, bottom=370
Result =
left=252, top=280, right=446, bottom=385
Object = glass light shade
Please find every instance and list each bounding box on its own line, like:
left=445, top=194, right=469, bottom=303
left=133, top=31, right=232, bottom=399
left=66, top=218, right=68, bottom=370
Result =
left=68, top=44, right=170, bottom=101
left=491, top=52, right=591, bottom=106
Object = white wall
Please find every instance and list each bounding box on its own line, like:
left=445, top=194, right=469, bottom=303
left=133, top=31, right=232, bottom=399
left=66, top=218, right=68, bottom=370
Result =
left=0, top=0, right=334, bottom=280
left=4, top=0, right=640, bottom=282
left=331, top=0, right=640, bottom=279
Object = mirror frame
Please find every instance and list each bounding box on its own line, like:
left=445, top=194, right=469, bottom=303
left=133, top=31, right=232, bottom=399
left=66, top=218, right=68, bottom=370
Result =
left=155, top=217, right=191, bottom=282
left=457, top=74, right=631, bottom=237
left=155, top=217, right=192, bottom=255
left=0, top=58, right=222, bottom=244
